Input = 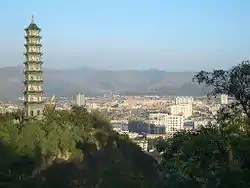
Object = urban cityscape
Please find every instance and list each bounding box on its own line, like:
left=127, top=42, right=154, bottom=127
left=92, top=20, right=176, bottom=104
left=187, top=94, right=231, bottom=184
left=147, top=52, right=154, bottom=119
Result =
left=0, top=1, right=249, bottom=187
left=0, top=16, right=232, bottom=152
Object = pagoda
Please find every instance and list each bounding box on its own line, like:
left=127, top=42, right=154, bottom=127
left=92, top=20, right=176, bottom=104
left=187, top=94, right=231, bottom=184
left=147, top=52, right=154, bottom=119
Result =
left=23, top=15, right=44, bottom=117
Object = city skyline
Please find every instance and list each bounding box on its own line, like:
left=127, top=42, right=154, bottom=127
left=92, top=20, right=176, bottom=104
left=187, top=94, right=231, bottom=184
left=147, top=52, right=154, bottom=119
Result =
left=1, top=0, right=250, bottom=71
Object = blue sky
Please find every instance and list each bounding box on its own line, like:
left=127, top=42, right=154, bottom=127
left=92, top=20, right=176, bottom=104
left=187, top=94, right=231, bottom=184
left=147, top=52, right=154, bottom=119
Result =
left=0, top=0, right=250, bottom=71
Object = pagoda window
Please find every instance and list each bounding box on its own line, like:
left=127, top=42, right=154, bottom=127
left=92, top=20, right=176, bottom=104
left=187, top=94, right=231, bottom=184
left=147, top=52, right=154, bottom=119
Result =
left=33, top=30, right=38, bottom=36
left=29, top=30, right=36, bottom=36
left=30, top=110, right=34, bottom=116
left=37, top=110, right=40, bottom=116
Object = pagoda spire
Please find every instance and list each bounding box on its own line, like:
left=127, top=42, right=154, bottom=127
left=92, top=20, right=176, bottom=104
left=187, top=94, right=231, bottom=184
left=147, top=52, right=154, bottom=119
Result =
left=31, top=15, right=35, bottom=23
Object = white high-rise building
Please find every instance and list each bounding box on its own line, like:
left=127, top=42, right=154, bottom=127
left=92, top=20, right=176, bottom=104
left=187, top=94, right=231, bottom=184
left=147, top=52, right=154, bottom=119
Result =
left=149, top=113, right=184, bottom=137
left=220, top=94, right=228, bottom=105
left=175, top=96, right=193, bottom=105
left=75, top=93, right=85, bottom=106
left=170, top=104, right=193, bottom=119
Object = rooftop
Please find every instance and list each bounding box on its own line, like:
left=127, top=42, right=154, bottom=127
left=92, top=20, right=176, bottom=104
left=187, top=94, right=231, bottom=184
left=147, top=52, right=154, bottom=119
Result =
left=25, top=15, right=41, bottom=31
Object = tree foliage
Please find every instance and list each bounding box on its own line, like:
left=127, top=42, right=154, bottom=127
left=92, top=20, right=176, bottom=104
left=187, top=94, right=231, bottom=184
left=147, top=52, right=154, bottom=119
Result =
left=0, top=107, right=162, bottom=188
left=156, top=61, right=250, bottom=188
left=193, top=61, right=250, bottom=118
left=157, top=125, right=250, bottom=188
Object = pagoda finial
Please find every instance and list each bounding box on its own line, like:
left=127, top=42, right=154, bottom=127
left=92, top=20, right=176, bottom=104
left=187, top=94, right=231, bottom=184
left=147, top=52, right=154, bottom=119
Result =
left=31, top=15, right=35, bottom=23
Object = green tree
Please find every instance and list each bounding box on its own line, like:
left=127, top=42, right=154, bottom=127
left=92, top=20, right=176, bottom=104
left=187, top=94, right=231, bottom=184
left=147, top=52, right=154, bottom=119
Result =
left=193, top=60, right=250, bottom=119
left=157, top=61, right=250, bottom=188
left=0, top=107, right=162, bottom=188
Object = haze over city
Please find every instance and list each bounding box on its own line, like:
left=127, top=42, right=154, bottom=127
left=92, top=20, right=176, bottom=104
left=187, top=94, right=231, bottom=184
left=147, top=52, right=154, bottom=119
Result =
left=1, top=0, right=250, bottom=71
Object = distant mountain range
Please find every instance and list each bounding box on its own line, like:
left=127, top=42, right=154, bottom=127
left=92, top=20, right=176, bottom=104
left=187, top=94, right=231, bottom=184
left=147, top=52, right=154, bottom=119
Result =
left=0, top=66, right=208, bottom=100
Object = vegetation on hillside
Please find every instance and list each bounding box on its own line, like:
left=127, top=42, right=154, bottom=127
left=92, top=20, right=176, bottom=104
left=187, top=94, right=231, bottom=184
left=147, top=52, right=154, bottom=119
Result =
left=157, top=61, right=250, bottom=188
left=0, top=107, right=162, bottom=188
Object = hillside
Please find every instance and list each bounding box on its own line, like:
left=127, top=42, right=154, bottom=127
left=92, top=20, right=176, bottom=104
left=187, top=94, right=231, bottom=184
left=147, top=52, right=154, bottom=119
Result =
left=0, top=66, right=207, bottom=99
left=0, top=107, right=163, bottom=187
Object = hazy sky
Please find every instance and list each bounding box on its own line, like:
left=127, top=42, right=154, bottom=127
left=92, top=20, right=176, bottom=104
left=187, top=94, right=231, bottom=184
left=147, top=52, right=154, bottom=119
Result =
left=0, top=0, right=250, bottom=71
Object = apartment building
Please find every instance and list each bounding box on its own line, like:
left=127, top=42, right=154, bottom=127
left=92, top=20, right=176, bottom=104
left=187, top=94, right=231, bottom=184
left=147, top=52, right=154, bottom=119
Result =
left=149, top=113, right=184, bottom=137
left=175, top=96, right=193, bottom=105
left=170, top=104, right=193, bottom=119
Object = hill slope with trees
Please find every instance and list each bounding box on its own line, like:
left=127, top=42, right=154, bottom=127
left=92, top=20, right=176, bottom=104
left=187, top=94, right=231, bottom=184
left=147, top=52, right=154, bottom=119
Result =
left=0, top=107, right=162, bottom=188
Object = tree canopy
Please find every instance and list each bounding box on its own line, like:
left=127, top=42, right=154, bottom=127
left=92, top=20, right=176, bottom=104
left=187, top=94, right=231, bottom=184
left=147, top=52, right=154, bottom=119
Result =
left=0, top=106, right=162, bottom=188
left=157, top=61, right=250, bottom=188
left=193, top=60, right=250, bottom=119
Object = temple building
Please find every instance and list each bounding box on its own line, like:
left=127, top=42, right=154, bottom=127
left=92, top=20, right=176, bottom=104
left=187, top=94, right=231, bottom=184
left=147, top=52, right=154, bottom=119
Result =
left=23, top=16, right=44, bottom=117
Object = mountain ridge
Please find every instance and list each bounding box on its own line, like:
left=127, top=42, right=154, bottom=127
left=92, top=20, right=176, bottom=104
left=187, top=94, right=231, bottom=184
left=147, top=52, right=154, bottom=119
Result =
left=0, top=66, right=207, bottom=100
